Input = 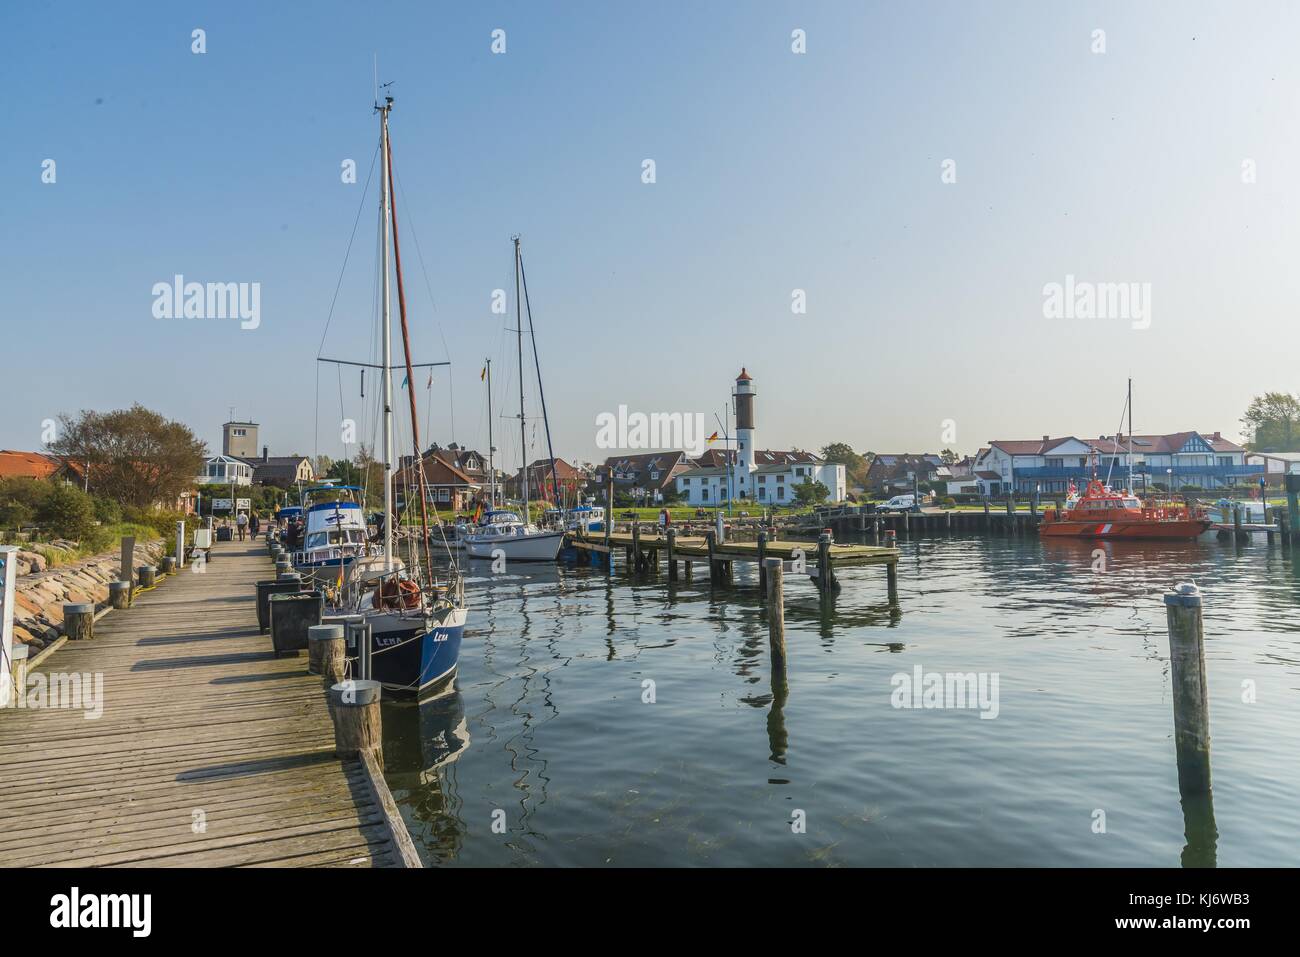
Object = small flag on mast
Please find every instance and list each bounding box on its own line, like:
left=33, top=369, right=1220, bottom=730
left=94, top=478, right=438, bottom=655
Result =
left=480, top=366, right=487, bottom=381
left=707, top=431, right=719, bottom=444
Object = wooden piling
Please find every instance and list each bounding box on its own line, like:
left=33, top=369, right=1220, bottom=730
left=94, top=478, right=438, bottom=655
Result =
left=137, top=565, right=156, bottom=589
left=1233, top=504, right=1245, bottom=543
left=308, top=623, right=346, bottom=681
left=817, top=532, right=834, bottom=593
left=765, top=557, right=786, bottom=670
left=756, top=531, right=768, bottom=596
left=886, top=559, right=899, bottom=604
left=667, top=528, right=678, bottom=581
left=632, top=521, right=642, bottom=570
left=63, top=603, right=94, bottom=641
left=328, top=679, right=384, bottom=765
left=706, top=530, right=718, bottom=583
left=108, top=580, right=131, bottom=610
left=1164, top=583, right=1212, bottom=795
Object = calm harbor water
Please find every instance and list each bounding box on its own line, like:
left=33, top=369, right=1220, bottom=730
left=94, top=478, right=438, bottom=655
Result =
left=381, top=532, right=1300, bottom=867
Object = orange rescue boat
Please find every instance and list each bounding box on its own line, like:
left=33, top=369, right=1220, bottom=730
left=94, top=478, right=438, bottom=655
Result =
left=1040, top=479, right=1211, bottom=540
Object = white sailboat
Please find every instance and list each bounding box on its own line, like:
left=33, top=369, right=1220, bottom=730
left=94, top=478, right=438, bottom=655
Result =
left=462, top=237, right=564, bottom=563
left=319, top=94, right=467, bottom=694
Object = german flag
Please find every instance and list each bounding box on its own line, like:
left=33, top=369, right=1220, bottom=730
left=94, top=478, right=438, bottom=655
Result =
left=707, top=431, right=720, bottom=444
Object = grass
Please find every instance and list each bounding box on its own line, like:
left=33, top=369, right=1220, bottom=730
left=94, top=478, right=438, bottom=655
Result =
left=26, top=522, right=160, bottom=568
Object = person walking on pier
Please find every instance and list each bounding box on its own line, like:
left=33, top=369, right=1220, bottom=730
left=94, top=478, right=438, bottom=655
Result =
left=249, top=511, right=260, bottom=538
left=236, top=510, right=248, bottom=541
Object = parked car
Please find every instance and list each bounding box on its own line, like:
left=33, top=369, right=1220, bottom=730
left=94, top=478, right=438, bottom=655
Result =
left=876, top=494, right=920, bottom=513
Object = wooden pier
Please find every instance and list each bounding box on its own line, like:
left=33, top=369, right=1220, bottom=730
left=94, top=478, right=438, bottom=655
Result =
left=567, top=526, right=900, bottom=599
left=0, top=540, right=415, bottom=867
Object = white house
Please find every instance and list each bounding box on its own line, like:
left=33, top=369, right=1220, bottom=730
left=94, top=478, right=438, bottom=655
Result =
left=1245, top=451, right=1300, bottom=485
left=673, top=368, right=847, bottom=506
left=196, top=454, right=254, bottom=487
left=971, top=431, right=1257, bottom=496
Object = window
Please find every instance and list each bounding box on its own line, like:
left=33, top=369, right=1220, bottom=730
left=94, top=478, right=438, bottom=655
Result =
left=777, top=487, right=785, bottom=500
left=682, top=477, right=690, bottom=485
left=702, top=488, right=709, bottom=501
left=776, top=475, right=784, bottom=483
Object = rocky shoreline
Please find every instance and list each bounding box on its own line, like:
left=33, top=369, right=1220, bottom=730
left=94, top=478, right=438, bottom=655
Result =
left=9, top=539, right=164, bottom=651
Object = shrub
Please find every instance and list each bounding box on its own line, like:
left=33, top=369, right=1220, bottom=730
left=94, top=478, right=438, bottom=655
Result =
left=92, top=496, right=122, bottom=525
left=35, top=483, right=95, bottom=540
left=941, top=496, right=957, bottom=509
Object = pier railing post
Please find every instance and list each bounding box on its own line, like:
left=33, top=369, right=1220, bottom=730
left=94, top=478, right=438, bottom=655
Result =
left=1164, top=583, right=1212, bottom=796
left=764, top=557, right=786, bottom=670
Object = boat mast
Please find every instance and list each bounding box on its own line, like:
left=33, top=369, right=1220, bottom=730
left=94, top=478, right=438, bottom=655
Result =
left=385, top=105, right=435, bottom=582
left=486, top=357, right=495, bottom=508
left=1127, top=377, right=1134, bottom=494
left=517, top=241, right=561, bottom=514
left=379, top=98, right=395, bottom=570
left=514, top=236, right=529, bottom=524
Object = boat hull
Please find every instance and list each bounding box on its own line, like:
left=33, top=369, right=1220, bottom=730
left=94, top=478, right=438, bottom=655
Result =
left=1040, top=520, right=1211, bottom=540
left=463, top=530, right=564, bottom=562
left=367, top=606, right=467, bottom=696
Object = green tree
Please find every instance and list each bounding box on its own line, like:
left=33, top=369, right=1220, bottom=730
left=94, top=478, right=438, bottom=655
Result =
left=1241, top=392, right=1300, bottom=451
left=820, top=442, right=866, bottom=476
left=36, top=483, right=95, bottom=540
left=793, top=477, right=830, bottom=505
left=0, top=477, right=52, bottom=530
left=940, top=449, right=959, bottom=464
left=49, top=405, right=207, bottom=510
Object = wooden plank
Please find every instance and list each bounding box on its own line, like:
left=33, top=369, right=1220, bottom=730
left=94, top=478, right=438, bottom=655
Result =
left=0, top=540, right=403, bottom=868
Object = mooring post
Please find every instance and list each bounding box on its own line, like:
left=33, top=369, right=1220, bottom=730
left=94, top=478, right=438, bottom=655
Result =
left=817, top=531, right=834, bottom=594
left=871, top=518, right=880, bottom=544
left=945, top=510, right=952, bottom=534
left=1232, top=504, right=1244, bottom=543
left=137, top=565, right=156, bottom=589
left=1287, top=475, right=1300, bottom=537
left=667, top=527, right=678, bottom=581
left=108, top=580, right=131, bottom=610
left=63, top=603, right=94, bottom=641
left=886, top=558, right=899, bottom=605
left=328, top=679, right=383, bottom=765
left=308, top=623, right=346, bottom=681
left=706, top=530, right=718, bottom=583
left=765, top=557, right=786, bottom=670
left=160, top=556, right=177, bottom=575
left=1164, top=583, right=1211, bottom=795
left=632, top=521, right=642, bottom=571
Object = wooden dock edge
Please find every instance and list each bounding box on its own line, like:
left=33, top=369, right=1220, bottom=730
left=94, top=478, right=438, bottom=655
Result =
left=359, top=749, right=423, bottom=868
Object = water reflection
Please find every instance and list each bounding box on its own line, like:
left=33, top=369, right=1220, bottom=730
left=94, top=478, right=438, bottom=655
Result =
left=398, top=536, right=1299, bottom=867
left=380, top=687, right=469, bottom=862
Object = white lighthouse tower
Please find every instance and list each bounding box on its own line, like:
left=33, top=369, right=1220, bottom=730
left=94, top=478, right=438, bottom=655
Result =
left=733, top=368, right=756, bottom=499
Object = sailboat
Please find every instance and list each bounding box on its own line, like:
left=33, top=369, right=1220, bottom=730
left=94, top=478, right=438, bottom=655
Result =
left=320, top=95, right=467, bottom=694
left=462, top=237, right=565, bottom=563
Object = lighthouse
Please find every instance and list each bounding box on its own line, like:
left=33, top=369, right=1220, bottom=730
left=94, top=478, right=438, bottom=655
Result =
left=734, top=368, right=756, bottom=498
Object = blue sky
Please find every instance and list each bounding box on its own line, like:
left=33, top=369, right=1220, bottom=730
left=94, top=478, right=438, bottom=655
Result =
left=3, top=1, right=1298, bottom=468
